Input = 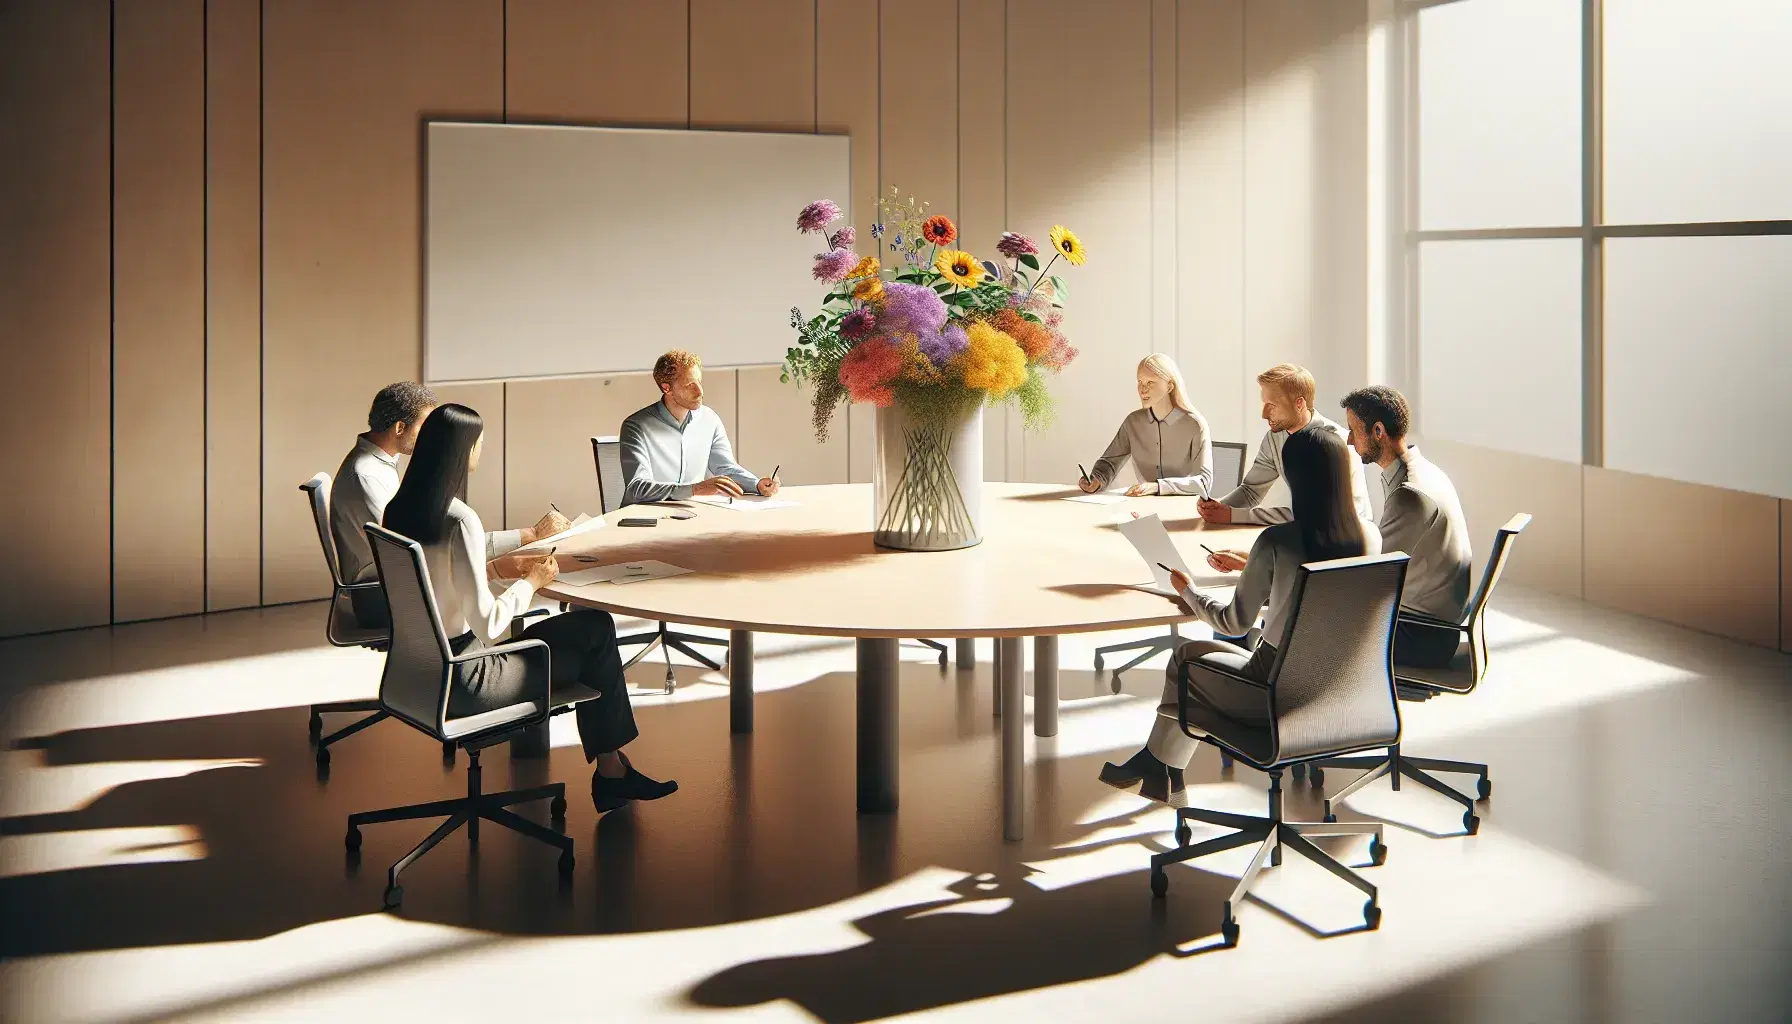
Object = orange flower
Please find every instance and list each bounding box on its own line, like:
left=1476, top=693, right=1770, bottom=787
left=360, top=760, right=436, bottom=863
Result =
left=993, top=308, right=1054, bottom=361
left=921, top=215, right=958, bottom=246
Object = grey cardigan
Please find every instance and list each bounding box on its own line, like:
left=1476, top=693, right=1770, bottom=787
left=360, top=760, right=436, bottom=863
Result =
left=1088, top=406, right=1214, bottom=496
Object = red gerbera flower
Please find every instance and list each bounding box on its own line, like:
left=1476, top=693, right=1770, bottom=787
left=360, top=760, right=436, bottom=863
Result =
left=921, top=215, right=958, bottom=246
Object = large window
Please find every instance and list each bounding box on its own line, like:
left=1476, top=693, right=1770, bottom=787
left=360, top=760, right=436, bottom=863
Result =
left=1407, top=0, right=1791, bottom=499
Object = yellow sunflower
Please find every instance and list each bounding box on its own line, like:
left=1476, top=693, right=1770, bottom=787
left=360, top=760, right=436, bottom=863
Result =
left=934, top=249, right=985, bottom=288
left=848, top=255, right=881, bottom=280
left=853, top=277, right=886, bottom=303
left=1048, top=225, right=1087, bottom=266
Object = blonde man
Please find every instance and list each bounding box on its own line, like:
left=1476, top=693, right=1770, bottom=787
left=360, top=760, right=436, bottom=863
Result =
left=1197, top=363, right=1372, bottom=536
left=1079, top=353, right=1214, bottom=497
left=619, top=350, right=778, bottom=505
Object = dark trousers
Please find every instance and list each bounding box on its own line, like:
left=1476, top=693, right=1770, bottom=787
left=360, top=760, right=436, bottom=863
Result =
left=449, top=609, right=638, bottom=762
left=349, top=585, right=390, bottom=631
left=1394, top=619, right=1462, bottom=670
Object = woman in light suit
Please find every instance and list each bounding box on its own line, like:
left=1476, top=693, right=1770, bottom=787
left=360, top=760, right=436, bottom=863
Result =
left=1077, top=353, right=1214, bottom=497
left=382, top=403, right=676, bottom=812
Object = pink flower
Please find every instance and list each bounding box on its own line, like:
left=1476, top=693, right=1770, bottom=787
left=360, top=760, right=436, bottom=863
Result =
left=996, top=232, right=1039, bottom=259
left=813, top=249, right=857, bottom=282
left=829, top=226, right=857, bottom=250
left=797, top=200, right=843, bottom=233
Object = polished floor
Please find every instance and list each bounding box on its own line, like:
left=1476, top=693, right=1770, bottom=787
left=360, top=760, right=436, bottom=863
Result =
left=1, top=586, right=1787, bottom=1023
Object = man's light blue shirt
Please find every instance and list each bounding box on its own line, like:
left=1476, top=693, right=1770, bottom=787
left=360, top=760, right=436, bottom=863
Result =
left=618, top=400, right=761, bottom=504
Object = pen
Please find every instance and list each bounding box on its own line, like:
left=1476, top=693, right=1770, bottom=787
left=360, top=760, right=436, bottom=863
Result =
left=550, top=502, right=561, bottom=514
left=771, top=464, right=781, bottom=480
left=1199, top=543, right=1217, bottom=556
left=1078, top=463, right=1090, bottom=483
left=1155, top=562, right=1185, bottom=585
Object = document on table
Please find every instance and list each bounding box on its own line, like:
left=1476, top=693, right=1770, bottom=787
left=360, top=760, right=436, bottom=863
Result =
left=688, top=494, right=799, bottom=511
left=512, top=513, right=604, bottom=555
left=1115, top=513, right=1195, bottom=597
left=1061, top=491, right=1130, bottom=505
left=557, top=560, right=693, bottom=586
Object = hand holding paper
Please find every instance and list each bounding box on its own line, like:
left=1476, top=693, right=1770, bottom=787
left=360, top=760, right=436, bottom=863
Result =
left=1116, top=513, right=1195, bottom=595
left=513, top=512, right=604, bottom=555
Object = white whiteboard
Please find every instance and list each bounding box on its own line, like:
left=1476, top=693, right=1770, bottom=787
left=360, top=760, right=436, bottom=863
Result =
left=424, top=122, right=851, bottom=384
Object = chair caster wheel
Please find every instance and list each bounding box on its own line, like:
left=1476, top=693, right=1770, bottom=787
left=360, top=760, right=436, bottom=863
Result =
left=558, top=850, right=575, bottom=876
left=308, top=713, right=323, bottom=740
left=1175, top=823, right=1192, bottom=847
left=1291, top=763, right=1306, bottom=780
left=1110, top=675, right=1122, bottom=695
left=1220, top=916, right=1239, bottom=947
left=1094, top=655, right=1105, bottom=672
left=1309, top=767, right=1325, bottom=786
left=383, top=885, right=403, bottom=909
left=315, top=745, right=331, bottom=766
left=1477, top=776, right=1492, bottom=800
left=1323, top=811, right=1337, bottom=824
left=344, top=826, right=362, bottom=851
left=1369, top=837, right=1387, bottom=865
left=1149, top=868, right=1168, bottom=898
left=1463, top=811, right=1480, bottom=835
left=550, top=795, right=567, bottom=820
left=1363, top=901, right=1381, bottom=930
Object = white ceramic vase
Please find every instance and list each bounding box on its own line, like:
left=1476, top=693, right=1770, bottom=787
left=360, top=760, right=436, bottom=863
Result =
left=871, top=400, right=984, bottom=551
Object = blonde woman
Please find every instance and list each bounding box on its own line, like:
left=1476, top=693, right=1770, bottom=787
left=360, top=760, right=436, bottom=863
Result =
left=1078, top=353, right=1213, bottom=497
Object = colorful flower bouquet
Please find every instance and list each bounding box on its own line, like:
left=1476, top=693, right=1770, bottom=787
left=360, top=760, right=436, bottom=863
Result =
left=781, top=188, right=1083, bottom=443
left=779, top=189, right=1085, bottom=550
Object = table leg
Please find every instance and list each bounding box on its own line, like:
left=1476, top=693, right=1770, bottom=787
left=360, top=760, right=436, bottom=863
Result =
left=857, top=637, right=900, bottom=813
left=992, top=640, right=1004, bottom=717
left=955, top=638, right=976, bottom=670
left=729, top=630, right=754, bottom=734
left=998, top=636, right=1025, bottom=841
left=1033, top=635, right=1059, bottom=738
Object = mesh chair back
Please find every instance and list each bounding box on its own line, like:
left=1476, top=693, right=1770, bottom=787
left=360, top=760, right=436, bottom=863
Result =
left=592, top=436, right=626, bottom=514
left=364, top=523, right=455, bottom=737
left=1266, top=552, right=1408, bottom=762
left=1462, top=513, right=1530, bottom=683
left=300, top=473, right=346, bottom=587
left=1211, top=441, right=1249, bottom=497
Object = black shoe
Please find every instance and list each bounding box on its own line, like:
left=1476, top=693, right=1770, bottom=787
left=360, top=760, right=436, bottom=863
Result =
left=592, top=766, right=678, bottom=809
left=1139, top=765, right=1187, bottom=806
left=1099, top=747, right=1160, bottom=790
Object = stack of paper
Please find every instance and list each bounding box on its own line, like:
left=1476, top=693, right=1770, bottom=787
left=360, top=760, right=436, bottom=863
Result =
left=557, top=560, right=693, bottom=587
left=1062, top=491, right=1130, bottom=505
left=513, top=513, right=604, bottom=555
left=689, top=494, right=799, bottom=511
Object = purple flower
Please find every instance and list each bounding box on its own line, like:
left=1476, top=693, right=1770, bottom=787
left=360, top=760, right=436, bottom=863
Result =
left=797, top=200, right=843, bottom=234
left=841, top=308, right=876, bottom=340
left=878, top=282, right=948, bottom=336
left=917, top=324, right=969, bottom=366
left=829, top=226, right=856, bottom=250
left=997, top=232, right=1039, bottom=259
left=870, top=222, right=885, bottom=238
left=813, top=249, right=857, bottom=282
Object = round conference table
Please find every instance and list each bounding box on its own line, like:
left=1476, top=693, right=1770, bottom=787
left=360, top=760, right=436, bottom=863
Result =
left=541, top=482, right=1262, bottom=840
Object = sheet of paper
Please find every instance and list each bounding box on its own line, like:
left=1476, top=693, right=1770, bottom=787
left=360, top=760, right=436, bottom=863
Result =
left=1062, top=491, right=1130, bottom=505
left=1115, top=513, right=1195, bottom=594
left=512, top=513, right=604, bottom=555
left=557, top=560, right=692, bottom=587
left=688, top=494, right=800, bottom=511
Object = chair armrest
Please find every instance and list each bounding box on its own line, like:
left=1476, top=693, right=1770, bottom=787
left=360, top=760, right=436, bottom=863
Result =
left=1397, top=610, right=1466, bottom=632
left=451, top=637, right=552, bottom=710
left=337, top=580, right=383, bottom=594
left=1174, top=656, right=1267, bottom=742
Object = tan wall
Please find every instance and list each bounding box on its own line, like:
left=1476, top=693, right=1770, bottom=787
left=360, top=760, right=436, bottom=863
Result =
left=4, top=0, right=1434, bottom=637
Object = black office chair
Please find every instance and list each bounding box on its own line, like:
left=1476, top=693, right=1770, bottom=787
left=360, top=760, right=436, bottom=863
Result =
left=299, top=473, right=402, bottom=764
left=348, top=523, right=592, bottom=909
left=1305, top=513, right=1531, bottom=835
left=590, top=436, right=732, bottom=692
left=1149, top=552, right=1409, bottom=946
left=1094, top=439, right=1251, bottom=690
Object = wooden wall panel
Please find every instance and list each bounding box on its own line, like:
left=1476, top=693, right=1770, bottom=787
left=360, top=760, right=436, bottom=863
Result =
left=504, top=0, right=688, bottom=125
left=1423, top=439, right=1583, bottom=600
left=1584, top=467, right=1781, bottom=649
left=431, top=383, right=506, bottom=526
left=1307, top=0, right=1370, bottom=414
left=504, top=373, right=737, bottom=523
left=0, top=1, right=112, bottom=637
left=261, top=0, right=503, bottom=604
left=736, top=367, right=847, bottom=487
left=205, top=0, right=263, bottom=611
left=1782, top=500, right=1789, bottom=653
left=818, top=0, right=880, bottom=484
left=1149, top=0, right=1178, bottom=358
left=879, top=0, right=957, bottom=229
left=1010, top=0, right=1154, bottom=483
left=1176, top=0, right=1247, bottom=443
left=959, top=0, right=1011, bottom=481
left=689, top=0, right=815, bottom=132
left=113, top=0, right=207, bottom=623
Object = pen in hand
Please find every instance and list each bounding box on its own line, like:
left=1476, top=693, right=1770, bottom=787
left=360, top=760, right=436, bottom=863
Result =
left=1078, top=463, right=1090, bottom=483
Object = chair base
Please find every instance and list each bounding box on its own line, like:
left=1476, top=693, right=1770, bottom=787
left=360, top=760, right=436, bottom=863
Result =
left=309, top=701, right=392, bottom=766
left=911, top=639, right=949, bottom=666
left=1149, top=770, right=1385, bottom=944
left=1094, top=629, right=1183, bottom=692
left=345, top=747, right=571, bottom=908
left=1307, top=744, right=1490, bottom=835
left=619, top=625, right=729, bottom=694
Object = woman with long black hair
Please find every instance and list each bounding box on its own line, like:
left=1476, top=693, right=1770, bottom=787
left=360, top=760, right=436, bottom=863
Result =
left=383, top=403, right=676, bottom=810
left=1099, top=425, right=1381, bottom=803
